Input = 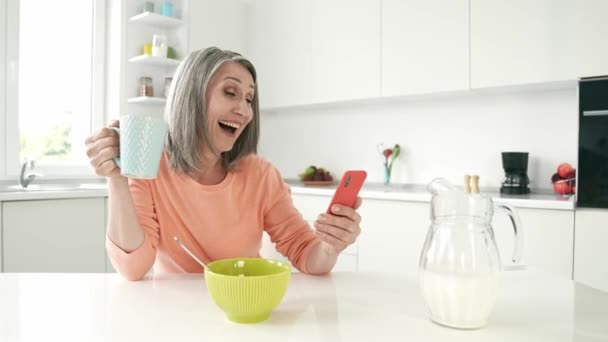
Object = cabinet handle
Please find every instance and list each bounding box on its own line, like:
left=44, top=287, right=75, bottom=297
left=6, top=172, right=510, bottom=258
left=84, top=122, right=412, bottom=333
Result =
left=583, top=110, right=608, bottom=117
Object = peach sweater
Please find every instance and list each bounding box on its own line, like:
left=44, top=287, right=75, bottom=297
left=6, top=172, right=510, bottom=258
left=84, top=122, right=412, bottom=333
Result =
left=106, top=153, right=319, bottom=280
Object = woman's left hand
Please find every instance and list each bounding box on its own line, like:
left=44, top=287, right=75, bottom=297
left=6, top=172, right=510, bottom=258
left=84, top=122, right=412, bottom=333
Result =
left=313, top=197, right=363, bottom=255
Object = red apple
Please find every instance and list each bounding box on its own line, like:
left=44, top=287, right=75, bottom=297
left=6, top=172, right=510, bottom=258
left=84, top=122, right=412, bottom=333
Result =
left=557, top=163, right=575, bottom=179
left=553, top=180, right=573, bottom=195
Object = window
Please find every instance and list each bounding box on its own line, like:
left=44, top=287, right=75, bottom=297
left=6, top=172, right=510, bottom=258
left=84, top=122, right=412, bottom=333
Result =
left=3, top=0, right=105, bottom=178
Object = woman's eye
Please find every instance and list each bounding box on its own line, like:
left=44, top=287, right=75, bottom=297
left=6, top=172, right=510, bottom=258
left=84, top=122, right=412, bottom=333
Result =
left=246, top=98, right=252, bottom=105
left=224, top=90, right=236, bottom=96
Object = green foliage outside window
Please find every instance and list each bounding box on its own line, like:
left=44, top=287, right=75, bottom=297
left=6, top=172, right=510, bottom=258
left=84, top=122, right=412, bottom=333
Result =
left=20, top=111, right=72, bottom=162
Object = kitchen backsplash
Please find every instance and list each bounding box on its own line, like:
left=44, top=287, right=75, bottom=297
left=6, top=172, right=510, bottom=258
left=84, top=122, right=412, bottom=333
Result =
left=258, top=87, right=577, bottom=190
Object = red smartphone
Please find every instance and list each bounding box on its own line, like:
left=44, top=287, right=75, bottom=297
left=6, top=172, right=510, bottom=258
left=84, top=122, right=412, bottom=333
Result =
left=326, top=170, right=367, bottom=214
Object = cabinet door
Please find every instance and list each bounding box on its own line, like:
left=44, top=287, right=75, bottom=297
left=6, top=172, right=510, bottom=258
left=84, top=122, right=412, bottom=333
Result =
left=471, top=0, right=576, bottom=88
left=104, top=197, right=116, bottom=273
left=575, top=0, right=608, bottom=78
left=492, top=208, right=574, bottom=278
left=2, top=199, right=106, bottom=272
left=189, top=0, right=246, bottom=53
left=0, top=203, right=3, bottom=272
left=310, top=0, right=380, bottom=103
left=357, top=199, right=430, bottom=277
left=382, top=0, right=469, bottom=96
left=247, top=0, right=312, bottom=109
left=574, top=209, right=608, bottom=292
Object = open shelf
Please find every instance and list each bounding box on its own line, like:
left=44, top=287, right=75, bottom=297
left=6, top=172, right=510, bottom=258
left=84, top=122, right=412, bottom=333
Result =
left=127, top=96, right=167, bottom=105
left=128, top=54, right=181, bottom=67
left=129, top=12, right=184, bottom=28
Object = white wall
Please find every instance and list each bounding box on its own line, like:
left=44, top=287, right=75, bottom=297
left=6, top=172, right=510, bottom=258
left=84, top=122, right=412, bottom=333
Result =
left=189, top=0, right=246, bottom=53
left=259, top=87, right=578, bottom=190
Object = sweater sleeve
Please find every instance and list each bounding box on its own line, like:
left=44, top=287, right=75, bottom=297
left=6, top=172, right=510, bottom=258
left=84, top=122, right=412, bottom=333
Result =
left=105, top=178, right=160, bottom=281
left=263, top=165, right=320, bottom=274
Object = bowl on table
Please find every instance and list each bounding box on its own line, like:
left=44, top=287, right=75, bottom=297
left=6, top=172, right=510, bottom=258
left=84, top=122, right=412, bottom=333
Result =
left=204, top=257, right=291, bottom=323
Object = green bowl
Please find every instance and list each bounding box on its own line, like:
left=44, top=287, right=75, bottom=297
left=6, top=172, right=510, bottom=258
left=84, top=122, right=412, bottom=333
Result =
left=204, top=258, right=291, bottom=323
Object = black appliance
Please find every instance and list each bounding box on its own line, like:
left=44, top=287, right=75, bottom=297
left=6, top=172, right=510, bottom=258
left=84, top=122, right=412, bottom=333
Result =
left=500, top=152, right=530, bottom=195
left=578, top=77, right=608, bottom=208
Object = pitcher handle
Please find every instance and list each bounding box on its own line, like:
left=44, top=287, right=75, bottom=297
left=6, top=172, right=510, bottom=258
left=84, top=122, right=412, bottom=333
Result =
left=495, top=203, right=524, bottom=263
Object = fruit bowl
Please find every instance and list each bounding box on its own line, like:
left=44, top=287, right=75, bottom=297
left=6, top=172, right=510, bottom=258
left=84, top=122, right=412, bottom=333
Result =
left=301, top=180, right=334, bottom=186
left=551, top=163, right=576, bottom=196
left=553, top=178, right=575, bottom=196
left=298, top=165, right=334, bottom=184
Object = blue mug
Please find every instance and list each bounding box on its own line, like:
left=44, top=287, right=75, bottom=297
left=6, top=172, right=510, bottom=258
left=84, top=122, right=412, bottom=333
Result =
left=110, top=115, right=168, bottom=179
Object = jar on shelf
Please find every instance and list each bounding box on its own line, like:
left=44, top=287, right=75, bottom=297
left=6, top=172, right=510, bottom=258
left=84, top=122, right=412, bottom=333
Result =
left=152, top=34, right=168, bottom=58
left=142, top=1, right=154, bottom=13
left=161, top=1, right=173, bottom=16
left=164, top=77, right=173, bottom=98
left=139, top=77, right=154, bottom=97
left=143, top=42, right=152, bottom=55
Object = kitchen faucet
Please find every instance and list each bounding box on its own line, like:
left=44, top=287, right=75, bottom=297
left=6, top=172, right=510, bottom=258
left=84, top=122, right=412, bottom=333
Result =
left=19, top=158, right=42, bottom=188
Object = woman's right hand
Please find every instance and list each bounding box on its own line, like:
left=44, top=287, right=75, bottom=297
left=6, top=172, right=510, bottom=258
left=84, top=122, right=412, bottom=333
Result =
left=85, top=120, right=123, bottom=179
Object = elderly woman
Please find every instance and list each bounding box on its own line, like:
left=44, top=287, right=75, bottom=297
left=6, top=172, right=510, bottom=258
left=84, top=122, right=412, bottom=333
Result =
left=84, top=47, right=363, bottom=281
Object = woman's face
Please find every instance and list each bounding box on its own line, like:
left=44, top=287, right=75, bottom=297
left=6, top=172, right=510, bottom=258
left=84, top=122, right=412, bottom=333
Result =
left=204, top=61, right=255, bottom=154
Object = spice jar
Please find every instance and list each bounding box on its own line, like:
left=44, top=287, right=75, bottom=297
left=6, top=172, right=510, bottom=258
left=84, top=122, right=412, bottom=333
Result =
left=152, top=34, right=168, bottom=58
left=139, top=77, right=154, bottom=97
left=163, top=77, right=172, bottom=98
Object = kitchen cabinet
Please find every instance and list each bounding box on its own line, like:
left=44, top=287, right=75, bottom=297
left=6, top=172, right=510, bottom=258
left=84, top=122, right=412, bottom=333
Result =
left=574, top=209, right=608, bottom=292
left=2, top=198, right=106, bottom=273
left=575, top=0, right=608, bottom=78
left=470, top=0, right=576, bottom=88
left=310, top=0, right=380, bottom=103
left=492, top=207, right=574, bottom=279
left=0, top=203, right=3, bottom=272
left=381, top=0, right=469, bottom=96
left=357, top=199, right=429, bottom=277
left=313, top=195, right=575, bottom=279
left=189, top=0, right=246, bottom=53
left=246, top=0, right=312, bottom=109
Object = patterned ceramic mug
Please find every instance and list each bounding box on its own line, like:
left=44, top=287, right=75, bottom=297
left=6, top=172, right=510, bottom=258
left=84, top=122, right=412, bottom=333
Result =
left=110, top=115, right=168, bottom=179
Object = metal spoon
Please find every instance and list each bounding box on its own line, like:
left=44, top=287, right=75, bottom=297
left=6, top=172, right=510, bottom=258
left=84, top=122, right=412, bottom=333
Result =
left=174, top=236, right=208, bottom=270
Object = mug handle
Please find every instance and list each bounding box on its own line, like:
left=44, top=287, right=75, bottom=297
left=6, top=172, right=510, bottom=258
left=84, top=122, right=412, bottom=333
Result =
left=108, top=126, right=121, bottom=168
left=495, top=203, right=524, bottom=264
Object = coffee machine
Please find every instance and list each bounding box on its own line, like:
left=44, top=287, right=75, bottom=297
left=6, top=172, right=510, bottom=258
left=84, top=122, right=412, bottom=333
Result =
left=500, top=152, right=530, bottom=195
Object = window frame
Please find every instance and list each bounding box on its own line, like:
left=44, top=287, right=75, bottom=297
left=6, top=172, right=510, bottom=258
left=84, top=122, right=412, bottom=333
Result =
left=2, top=0, right=106, bottom=180
left=0, top=0, right=7, bottom=180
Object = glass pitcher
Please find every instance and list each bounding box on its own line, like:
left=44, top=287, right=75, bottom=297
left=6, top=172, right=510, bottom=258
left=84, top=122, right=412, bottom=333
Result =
left=418, top=178, right=524, bottom=329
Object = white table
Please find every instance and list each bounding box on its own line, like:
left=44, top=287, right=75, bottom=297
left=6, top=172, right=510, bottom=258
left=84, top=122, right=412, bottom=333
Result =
left=0, top=270, right=606, bottom=342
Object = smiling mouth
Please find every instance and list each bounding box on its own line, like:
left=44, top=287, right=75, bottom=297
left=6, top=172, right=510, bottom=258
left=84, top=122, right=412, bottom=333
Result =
left=218, top=120, right=241, bottom=135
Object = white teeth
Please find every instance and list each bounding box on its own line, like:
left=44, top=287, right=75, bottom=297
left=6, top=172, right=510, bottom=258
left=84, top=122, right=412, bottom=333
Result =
left=219, top=120, right=241, bottom=129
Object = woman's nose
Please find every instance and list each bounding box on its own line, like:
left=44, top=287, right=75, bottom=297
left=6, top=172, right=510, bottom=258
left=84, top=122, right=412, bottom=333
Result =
left=234, top=99, right=251, bottom=116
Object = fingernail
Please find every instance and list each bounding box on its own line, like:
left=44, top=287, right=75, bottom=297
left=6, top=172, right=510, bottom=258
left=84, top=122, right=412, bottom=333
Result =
left=333, top=205, right=340, bottom=213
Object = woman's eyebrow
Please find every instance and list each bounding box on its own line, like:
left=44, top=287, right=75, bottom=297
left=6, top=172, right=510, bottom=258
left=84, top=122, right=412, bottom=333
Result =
left=224, top=76, right=255, bottom=89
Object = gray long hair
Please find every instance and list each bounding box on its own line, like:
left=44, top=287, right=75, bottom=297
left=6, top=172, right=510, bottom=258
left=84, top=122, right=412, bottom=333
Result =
left=164, top=47, right=260, bottom=173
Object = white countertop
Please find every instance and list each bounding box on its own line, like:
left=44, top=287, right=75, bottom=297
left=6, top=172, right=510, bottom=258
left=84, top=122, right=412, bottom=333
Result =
left=0, top=270, right=605, bottom=342
left=0, top=179, right=575, bottom=210
left=285, top=179, right=576, bottom=210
